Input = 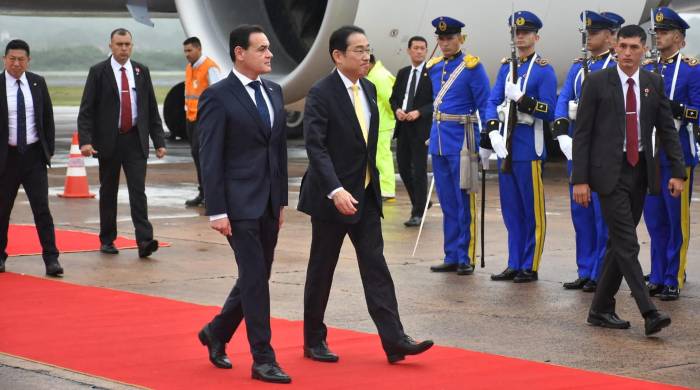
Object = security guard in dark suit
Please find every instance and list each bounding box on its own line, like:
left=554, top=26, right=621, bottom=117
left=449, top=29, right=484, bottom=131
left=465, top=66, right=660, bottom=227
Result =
left=554, top=11, right=619, bottom=293
left=482, top=11, right=557, bottom=283
left=642, top=7, right=699, bottom=301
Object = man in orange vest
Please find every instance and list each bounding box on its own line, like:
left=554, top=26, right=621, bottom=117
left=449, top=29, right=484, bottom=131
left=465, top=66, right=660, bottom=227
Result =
left=184, top=37, right=221, bottom=207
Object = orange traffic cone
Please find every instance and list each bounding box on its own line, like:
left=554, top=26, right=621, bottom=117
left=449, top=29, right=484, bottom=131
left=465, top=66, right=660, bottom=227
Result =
left=58, top=132, right=95, bottom=198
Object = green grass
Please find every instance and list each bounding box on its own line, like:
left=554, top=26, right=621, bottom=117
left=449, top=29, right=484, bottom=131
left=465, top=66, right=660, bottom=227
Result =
left=48, top=86, right=171, bottom=106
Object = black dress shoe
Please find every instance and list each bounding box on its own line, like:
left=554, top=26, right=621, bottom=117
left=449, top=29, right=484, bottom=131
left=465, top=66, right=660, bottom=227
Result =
left=456, top=263, right=474, bottom=275
left=644, top=310, right=671, bottom=336
left=647, top=282, right=664, bottom=297
left=582, top=280, right=597, bottom=293
left=587, top=310, right=631, bottom=329
left=404, top=216, right=421, bottom=227
left=185, top=193, right=204, bottom=207
left=386, top=335, right=434, bottom=364
left=513, top=270, right=538, bottom=283
left=659, top=286, right=680, bottom=301
left=100, top=243, right=119, bottom=254
left=430, top=263, right=458, bottom=272
left=45, top=261, right=64, bottom=277
left=491, top=267, right=518, bottom=281
left=563, top=277, right=589, bottom=290
left=198, top=324, right=232, bottom=369
left=252, top=362, right=291, bottom=384
left=138, top=239, right=159, bottom=258
left=304, top=340, right=339, bottom=362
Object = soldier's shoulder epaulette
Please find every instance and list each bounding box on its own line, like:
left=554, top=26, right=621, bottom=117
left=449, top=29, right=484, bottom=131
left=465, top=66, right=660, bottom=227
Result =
left=535, top=57, right=549, bottom=66
left=464, top=54, right=480, bottom=69
left=682, top=56, right=699, bottom=66
left=426, top=56, right=444, bottom=69
left=572, top=57, right=585, bottom=63
left=642, top=58, right=655, bottom=66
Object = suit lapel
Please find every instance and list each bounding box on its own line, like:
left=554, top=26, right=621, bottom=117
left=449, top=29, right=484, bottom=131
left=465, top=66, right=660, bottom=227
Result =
left=260, top=79, right=278, bottom=135
left=26, top=73, right=42, bottom=129
left=0, top=73, right=7, bottom=142
left=132, top=61, right=144, bottom=116
left=103, top=58, right=119, bottom=98
left=228, top=73, right=268, bottom=135
left=332, top=70, right=366, bottom=146
left=608, top=69, right=626, bottom=137
left=639, top=70, right=652, bottom=142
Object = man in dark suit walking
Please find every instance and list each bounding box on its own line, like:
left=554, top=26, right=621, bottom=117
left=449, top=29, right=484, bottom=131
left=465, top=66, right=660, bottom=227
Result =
left=572, top=25, right=685, bottom=336
left=298, top=25, right=433, bottom=364
left=390, top=36, right=434, bottom=227
left=0, top=39, right=62, bottom=276
left=78, top=28, right=166, bottom=258
left=196, top=25, right=290, bottom=384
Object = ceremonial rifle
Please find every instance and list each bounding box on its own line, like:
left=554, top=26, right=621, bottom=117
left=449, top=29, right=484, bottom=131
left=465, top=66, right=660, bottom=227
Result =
left=501, top=7, right=518, bottom=173
left=580, top=11, right=589, bottom=77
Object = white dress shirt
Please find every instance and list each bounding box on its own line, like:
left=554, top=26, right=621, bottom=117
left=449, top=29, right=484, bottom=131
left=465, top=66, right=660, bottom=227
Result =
left=617, top=65, right=642, bottom=152
left=209, top=67, right=275, bottom=222
left=110, top=56, right=138, bottom=128
left=327, top=70, right=373, bottom=198
left=5, top=71, right=38, bottom=146
left=401, top=62, right=425, bottom=111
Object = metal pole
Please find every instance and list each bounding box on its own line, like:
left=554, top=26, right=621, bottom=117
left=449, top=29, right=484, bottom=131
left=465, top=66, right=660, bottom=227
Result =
left=412, top=176, right=435, bottom=257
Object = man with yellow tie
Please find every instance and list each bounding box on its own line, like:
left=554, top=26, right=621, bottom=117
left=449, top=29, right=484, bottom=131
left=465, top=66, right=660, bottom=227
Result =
left=298, top=25, right=434, bottom=365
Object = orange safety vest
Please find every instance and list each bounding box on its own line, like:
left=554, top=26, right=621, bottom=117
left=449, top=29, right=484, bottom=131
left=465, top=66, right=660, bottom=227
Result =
left=185, top=57, right=220, bottom=121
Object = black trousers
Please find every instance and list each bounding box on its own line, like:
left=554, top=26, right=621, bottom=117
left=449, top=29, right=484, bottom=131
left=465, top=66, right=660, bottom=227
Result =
left=209, top=206, right=279, bottom=364
left=591, top=155, right=656, bottom=316
left=0, top=144, right=58, bottom=264
left=97, top=130, right=153, bottom=245
left=185, top=120, right=203, bottom=194
left=396, top=126, right=428, bottom=217
left=303, top=187, right=404, bottom=352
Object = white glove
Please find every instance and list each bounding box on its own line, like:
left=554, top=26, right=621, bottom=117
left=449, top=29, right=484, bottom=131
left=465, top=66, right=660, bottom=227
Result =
left=479, top=147, right=492, bottom=170
left=504, top=81, right=524, bottom=102
left=557, top=135, right=573, bottom=161
left=489, top=131, right=508, bottom=159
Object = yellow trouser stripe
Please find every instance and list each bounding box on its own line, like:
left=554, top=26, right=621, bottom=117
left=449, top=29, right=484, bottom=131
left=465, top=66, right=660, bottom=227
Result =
left=531, top=161, right=546, bottom=271
left=678, top=167, right=691, bottom=288
left=469, top=193, right=477, bottom=266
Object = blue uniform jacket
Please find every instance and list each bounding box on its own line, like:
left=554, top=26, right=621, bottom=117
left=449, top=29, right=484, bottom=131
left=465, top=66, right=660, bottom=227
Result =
left=643, top=53, right=700, bottom=167
left=553, top=51, right=617, bottom=138
left=485, top=53, right=557, bottom=161
left=427, top=51, right=491, bottom=156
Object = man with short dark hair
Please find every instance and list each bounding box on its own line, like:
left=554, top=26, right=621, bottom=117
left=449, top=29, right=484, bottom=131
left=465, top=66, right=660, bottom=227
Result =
left=197, top=24, right=290, bottom=384
left=573, top=24, right=685, bottom=336
left=0, top=39, right=62, bottom=276
left=299, top=25, right=433, bottom=366
left=390, top=36, right=433, bottom=227
left=78, top=28, right=166, bottom=258
left=182, top=36, right=220, bottom=207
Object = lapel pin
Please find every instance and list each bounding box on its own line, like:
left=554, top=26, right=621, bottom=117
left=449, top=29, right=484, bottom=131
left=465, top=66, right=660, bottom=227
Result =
left=644, top=88, right=649, bottom=97
left=32, top=82, right=37, bottom=87
left=134, top=67, right=141, bottom=76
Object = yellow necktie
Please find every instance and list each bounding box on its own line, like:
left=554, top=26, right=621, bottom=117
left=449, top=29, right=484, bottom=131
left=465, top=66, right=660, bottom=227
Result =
left=351, top=84, right=370, bottom=188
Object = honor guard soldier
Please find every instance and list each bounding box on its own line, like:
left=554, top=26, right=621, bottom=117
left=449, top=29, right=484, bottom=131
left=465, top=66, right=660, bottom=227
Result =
left=642, top=7, right=700, bottom=301
left=554, top=11, right=618, bottom=293
left=482, top=11, right=557, bottom=283
left=427, top=16, right=491, bottom=275
left=600, top=12, right=625, bottom=51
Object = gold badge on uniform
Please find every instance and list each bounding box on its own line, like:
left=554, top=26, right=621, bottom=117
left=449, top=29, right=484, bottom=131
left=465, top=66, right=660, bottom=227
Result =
left=655, top=12, right=664, bottom=23
left=586, top=18, right=592, bottom=27
left=438, top=21, right=447, bottom=32
left=516, top=17, right=525, bottom=26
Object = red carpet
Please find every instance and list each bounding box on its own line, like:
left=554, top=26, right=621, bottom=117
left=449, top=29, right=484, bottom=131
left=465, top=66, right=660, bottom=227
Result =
left=6, top=224, right=168, bottom=256
left=0, top=273, right=686, bottom=389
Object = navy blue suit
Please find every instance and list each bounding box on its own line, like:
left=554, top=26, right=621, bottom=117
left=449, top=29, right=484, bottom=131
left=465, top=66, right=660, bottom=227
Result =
left=198, top=71, right=288, bottom=363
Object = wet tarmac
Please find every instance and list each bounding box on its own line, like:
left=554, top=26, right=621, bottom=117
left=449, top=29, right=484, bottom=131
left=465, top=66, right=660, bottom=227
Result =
left=2, top=115, right=699, bottom=388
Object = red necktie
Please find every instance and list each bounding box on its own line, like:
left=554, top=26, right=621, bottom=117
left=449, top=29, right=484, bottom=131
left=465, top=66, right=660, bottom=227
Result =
left=120, top=67, right=133, bottom=133
left=625, top=78, right=638, bottom=166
